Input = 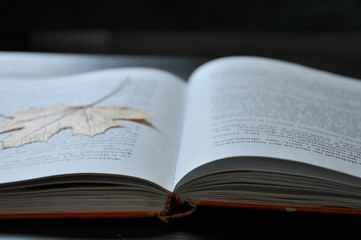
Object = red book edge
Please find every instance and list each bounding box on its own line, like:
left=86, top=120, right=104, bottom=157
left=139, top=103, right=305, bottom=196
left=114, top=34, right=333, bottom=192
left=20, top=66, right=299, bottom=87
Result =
left=188, top=200, right=361, bottom=215
left=0, top=211, right=159, bottom=220
left=1, top=193, right=361, bottom=220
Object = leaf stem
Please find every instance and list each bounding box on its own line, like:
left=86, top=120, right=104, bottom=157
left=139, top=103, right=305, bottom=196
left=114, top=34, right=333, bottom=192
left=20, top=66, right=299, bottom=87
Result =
left=86, top=77, right=130, bottom=107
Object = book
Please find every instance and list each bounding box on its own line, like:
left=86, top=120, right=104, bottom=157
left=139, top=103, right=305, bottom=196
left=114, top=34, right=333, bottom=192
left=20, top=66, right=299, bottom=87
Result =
left=1, top=56, right=361, bottom=220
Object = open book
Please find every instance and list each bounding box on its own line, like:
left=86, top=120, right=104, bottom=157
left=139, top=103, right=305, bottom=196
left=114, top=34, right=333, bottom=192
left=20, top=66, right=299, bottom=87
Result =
left=1, top=56, right=361, bottom=219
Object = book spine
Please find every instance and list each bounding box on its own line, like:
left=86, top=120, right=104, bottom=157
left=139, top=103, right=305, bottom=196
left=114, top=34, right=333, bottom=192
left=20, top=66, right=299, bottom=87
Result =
left=158, top=193, right=197, bottom=222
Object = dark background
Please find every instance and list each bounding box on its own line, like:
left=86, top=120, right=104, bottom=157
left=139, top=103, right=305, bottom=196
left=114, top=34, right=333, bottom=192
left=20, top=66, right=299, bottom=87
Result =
left=1, top=0, right=361, bottom=78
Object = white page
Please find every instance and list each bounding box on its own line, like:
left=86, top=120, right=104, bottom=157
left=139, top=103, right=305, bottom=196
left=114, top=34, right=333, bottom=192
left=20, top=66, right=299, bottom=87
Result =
left=0, top=68, right=186, bottom=191
left=0, top=52, right=198, bottom=80
left=174, top=56, right=361, bottom=187
left=0, top=52, right=112, bottom=78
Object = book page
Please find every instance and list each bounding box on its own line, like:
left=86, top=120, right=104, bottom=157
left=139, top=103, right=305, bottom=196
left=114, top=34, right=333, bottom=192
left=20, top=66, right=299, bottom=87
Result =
left=174, top=57, right=361, bottom=187
left=0, top=52, right=201, bottom=80
left=0, top=68, right=186, bottom=191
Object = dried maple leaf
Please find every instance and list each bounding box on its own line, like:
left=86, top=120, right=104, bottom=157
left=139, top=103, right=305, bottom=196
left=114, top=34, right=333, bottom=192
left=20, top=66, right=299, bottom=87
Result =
left=0, top=104, right=150, bottom=149
left=0, top=79, right=151, bottom=149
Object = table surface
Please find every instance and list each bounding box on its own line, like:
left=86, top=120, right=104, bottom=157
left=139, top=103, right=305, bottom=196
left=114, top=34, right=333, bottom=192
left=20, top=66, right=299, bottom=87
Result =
left=0, top=52, right=361, bottom=239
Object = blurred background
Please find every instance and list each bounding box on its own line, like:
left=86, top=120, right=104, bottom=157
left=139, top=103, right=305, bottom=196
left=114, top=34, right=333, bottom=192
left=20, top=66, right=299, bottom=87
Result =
left=1, top=0, right=361, bottom=77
